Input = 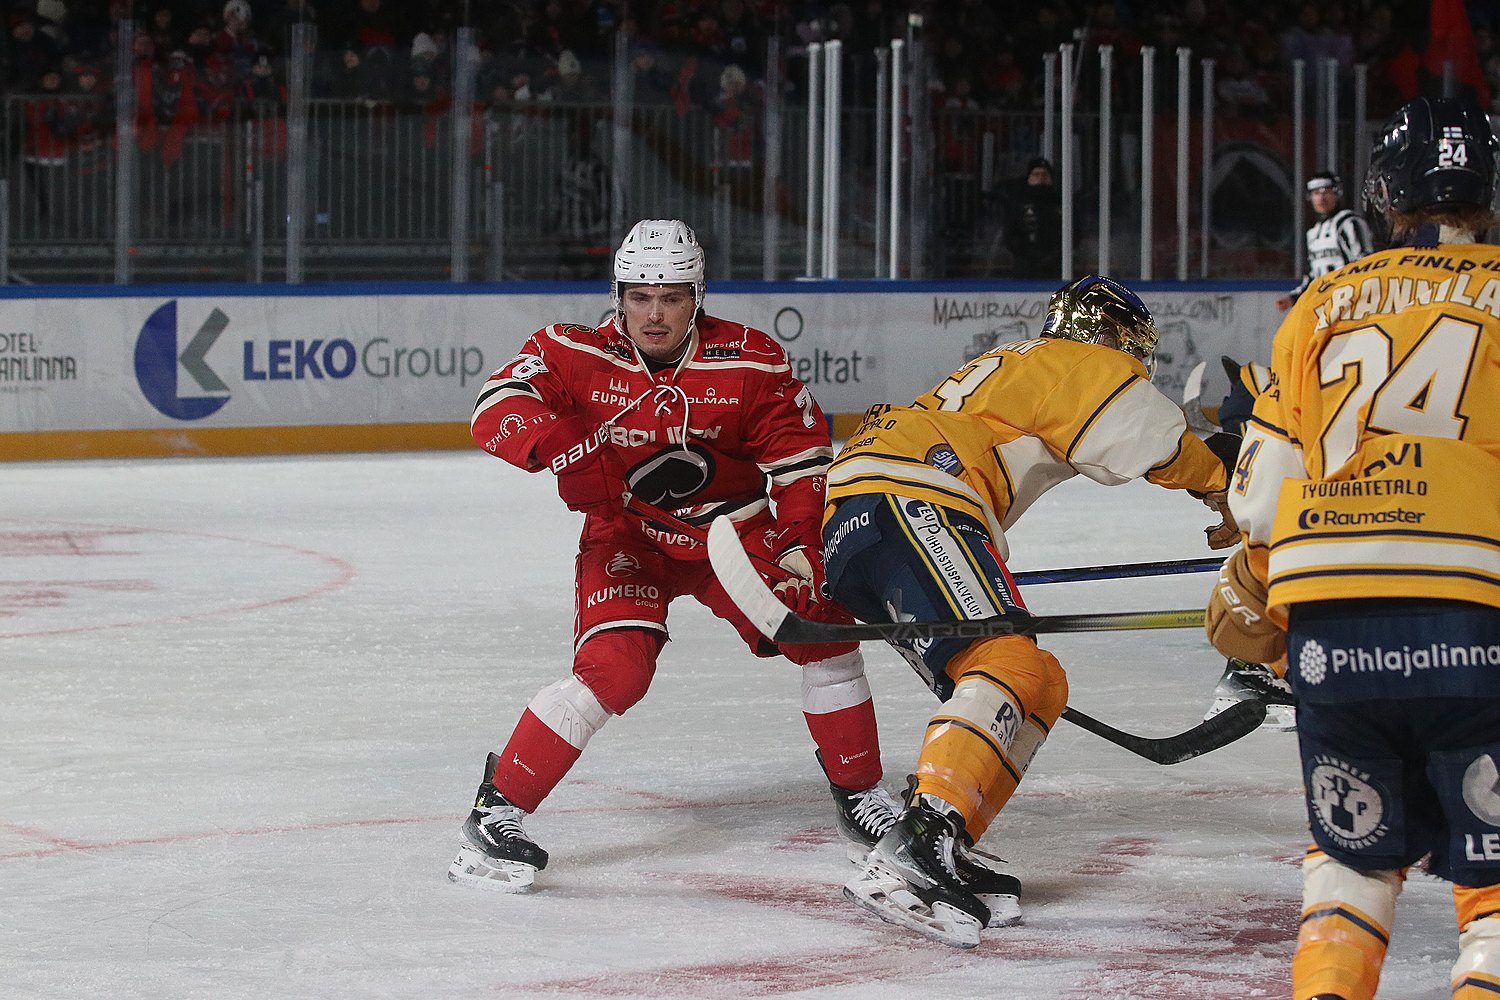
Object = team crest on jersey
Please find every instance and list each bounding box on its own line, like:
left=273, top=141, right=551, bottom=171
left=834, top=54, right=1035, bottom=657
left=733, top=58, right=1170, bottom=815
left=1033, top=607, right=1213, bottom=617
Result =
left=605, top=551, right=641, bottom=578
left=1462, top=753, right=1500, bottom=827
left=1308, top=754, right=1391, bottom=852
left=926, top=445, right=962, bottom=474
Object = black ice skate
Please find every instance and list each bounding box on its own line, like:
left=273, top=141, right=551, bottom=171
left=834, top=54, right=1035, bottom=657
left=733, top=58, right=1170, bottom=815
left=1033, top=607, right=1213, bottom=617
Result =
left=817, top=749, right=902, bottom=863
left=954, top=839, right=1023, bottom=928
left=843, top=798, right=992, bottom=948
left=891, top=772, right=1022, bottom=926
left=447, top=752, right=548, bottom=892
left=1203, top=658, right=1296, bottom=731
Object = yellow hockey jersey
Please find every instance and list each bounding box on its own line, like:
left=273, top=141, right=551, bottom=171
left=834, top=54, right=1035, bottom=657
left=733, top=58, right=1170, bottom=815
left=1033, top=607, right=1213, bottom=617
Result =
left=1230, top=238, right=1500, bottom=623
left=826, top=337, right=1228, bottom=559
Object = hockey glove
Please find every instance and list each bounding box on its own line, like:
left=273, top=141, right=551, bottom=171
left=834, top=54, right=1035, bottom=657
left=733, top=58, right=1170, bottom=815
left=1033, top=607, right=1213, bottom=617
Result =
left=1203, top=490, right=1241, bottom=550
left=772, top=545, right=824, bottom=615
left=1205, top=546, right=1285, bottom=665
left=1202, top=431, right=1243, bottom=471
left=532, top=415, right=629, bottom=515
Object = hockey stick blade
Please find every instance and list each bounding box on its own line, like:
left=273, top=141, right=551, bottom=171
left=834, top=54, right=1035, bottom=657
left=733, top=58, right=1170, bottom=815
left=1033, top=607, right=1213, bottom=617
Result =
left=706, top=515, right=1206, bottom=644
left=1060, top=699, right=1267, bottom=765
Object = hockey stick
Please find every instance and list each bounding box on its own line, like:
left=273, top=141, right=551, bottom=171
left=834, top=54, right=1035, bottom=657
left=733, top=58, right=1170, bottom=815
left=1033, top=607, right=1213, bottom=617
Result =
left=634, top=501, right=1221, bottom=588
left=706, top=515, right=1205, bottom=645
left=1014, top=556, right=1223, bottom=586
left=1059, top=700, right=1266, bottom=764
left=705, top=516, right=1256, bottom=764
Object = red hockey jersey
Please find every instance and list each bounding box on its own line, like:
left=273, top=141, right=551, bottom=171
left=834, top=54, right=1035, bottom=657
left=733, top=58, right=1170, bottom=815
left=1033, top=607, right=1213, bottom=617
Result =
left=470, top=314, right=834, bottom=560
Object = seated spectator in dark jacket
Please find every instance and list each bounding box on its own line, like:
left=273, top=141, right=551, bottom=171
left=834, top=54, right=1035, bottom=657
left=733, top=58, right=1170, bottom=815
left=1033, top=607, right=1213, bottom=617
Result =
left=1002, top=156, right=1062, bottom=279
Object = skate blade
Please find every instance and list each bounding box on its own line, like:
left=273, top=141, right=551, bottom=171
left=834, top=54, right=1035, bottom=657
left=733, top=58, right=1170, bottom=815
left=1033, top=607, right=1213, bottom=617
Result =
left=447, top=845, right=537, bottom=892
left=975, top=891, right=1021, bottom=928
left=843, top=866, right=982, bottom=948
left=1260, top=704, right=1297, bottom=731
left=1204, top=697, right=1297, bottom=731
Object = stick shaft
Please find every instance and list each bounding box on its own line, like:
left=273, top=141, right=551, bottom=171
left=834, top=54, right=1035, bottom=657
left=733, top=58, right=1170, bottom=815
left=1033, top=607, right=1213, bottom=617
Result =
left=1014, top=556, right=1222, bottom=585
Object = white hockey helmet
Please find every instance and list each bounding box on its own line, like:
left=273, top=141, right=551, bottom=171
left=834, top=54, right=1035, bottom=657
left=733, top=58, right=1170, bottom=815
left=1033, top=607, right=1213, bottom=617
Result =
left=612, top=219, right=706, bottom=319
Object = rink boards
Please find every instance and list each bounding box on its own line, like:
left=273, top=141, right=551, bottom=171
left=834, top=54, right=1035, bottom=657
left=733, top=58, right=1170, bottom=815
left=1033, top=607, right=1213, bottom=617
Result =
left=0, top=280, right=1285, bottom=460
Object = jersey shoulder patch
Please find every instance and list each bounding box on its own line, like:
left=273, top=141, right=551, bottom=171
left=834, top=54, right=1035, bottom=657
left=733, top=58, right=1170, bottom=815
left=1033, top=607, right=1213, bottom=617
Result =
left=542, top=322, right=636, bottom=366
left=541, top=322, right=602, bottom=343
left=732, top=322, right=790, bottom=363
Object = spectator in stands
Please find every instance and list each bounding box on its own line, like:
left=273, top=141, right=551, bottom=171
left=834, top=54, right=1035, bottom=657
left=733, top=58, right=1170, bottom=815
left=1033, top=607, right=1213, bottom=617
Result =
left=410, top=31, right=443, bottom=87
left=573, top=0, right=619, bottom=60
left=984, top=46, right=1027, bottom=110
left=1010, top=4, right=1069, bottom=79
left=63, top=62, right=114, bottom=149
left=528, top=0, right=588, bottom=64
left=1280, top=2, right=1324, bottom=65
left=1216, top=44, right=1277, bottom=122
left=1319, top=0, right=1356, bottom=71
left=719, top=0, right=764, bottom=78
left=239, top=50, right=284, bottom=105
left=21, top=65, right=68, bottom=227
left=347, top=0, right=399, bottom=56
left=141, top=48, right=200, bottom=168
left=551, top=49, right=602, bottom=103
left=149, top=6, right=181, bottom=59
left=403, top=58, right=455, bottom=149
left=9, top=12, right=59, bottom=91
left=198, top=53, right=237, bottom=122
left=710, top=63, right=757, bottom=170
left=935, top=34, right=980, bottom=107
left=629, top=43, right=677, bottom=105
left=216, top=0, right=262, bottom=81
left=355, top=41, right=398, bottom=104
left=185, top=19, right=219, bottom=74
left=318, top=43, right=366, bottom=99
left=1180, top=0, right=1222, bottom=60
left=1147, top=12, right=1191, bottom=112
left=688, top=9, right=730, bottom=69
left=1001, top=156, right=1062, bottom=280
left=61, top=60, right=113, bottom=236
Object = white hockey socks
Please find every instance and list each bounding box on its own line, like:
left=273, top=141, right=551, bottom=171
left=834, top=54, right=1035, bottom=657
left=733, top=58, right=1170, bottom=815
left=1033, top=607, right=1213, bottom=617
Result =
left=801, top=650, right=882, bottom=790
left=528, top=675, right=612, bottom=751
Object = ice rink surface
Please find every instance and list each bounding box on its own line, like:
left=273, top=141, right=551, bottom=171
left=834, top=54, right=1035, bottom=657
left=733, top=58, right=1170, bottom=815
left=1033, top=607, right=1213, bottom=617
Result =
left=0, top=451, right=1465, bottom=999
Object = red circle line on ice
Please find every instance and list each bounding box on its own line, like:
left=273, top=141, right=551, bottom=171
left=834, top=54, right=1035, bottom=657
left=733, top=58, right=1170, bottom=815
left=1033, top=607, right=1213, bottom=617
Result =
left=0, top=521, right=356, bottom=638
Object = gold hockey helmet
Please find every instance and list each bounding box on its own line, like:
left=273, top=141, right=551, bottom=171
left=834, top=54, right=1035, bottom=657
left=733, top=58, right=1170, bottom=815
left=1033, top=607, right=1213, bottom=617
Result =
left=1040, top=275, right=1159, bottom=375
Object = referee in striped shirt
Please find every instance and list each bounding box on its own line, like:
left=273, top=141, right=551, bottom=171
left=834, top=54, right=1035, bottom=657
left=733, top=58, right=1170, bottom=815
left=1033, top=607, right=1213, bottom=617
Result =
left=1275, top=172, right=1374, bottom=311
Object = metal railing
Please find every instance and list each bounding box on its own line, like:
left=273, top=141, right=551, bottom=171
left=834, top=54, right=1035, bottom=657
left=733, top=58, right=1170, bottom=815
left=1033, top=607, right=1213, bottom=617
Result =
left=0, top=27, right=1433, bottom=286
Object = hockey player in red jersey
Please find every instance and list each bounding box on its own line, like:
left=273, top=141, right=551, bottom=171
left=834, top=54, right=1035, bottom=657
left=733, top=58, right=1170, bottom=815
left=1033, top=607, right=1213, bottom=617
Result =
left=448, top=219, right=897, bottom=891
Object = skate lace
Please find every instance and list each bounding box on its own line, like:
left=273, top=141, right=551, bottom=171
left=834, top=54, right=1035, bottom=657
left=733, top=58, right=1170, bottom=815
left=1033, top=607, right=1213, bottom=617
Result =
left=476, top=803, right=528, bottom=842
left=936, top=832, right=963, bottom=880
left=847, top=787, right=898, bottom=837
